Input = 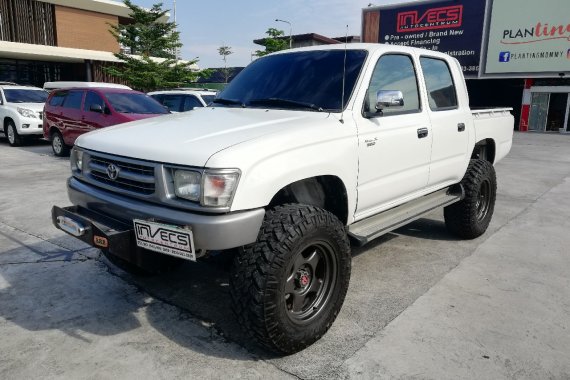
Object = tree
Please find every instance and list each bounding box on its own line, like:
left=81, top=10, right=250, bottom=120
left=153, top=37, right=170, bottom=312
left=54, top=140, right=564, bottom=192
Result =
left=255, top=28, right=288, bottom=57
left=104, top=0, right=201, bottom=92
left=218, top=45, right=233, bottom=83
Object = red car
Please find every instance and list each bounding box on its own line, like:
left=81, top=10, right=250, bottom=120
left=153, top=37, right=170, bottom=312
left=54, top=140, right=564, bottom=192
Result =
left=43, top=87, right=169, bottom=156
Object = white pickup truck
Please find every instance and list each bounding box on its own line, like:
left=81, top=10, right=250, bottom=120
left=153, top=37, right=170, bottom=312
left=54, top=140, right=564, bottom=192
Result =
left=52, top=44, right=513, bottom=354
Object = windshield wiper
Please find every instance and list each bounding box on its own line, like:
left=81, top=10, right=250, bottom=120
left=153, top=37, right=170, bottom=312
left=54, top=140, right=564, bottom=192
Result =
left=249, top=98, right=324, bottom=112
left=212, top=98, right=245, bottom=107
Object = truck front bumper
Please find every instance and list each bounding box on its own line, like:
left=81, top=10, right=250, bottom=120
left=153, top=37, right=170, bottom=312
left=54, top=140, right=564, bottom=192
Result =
left=55, top=177, right=265, bottom=254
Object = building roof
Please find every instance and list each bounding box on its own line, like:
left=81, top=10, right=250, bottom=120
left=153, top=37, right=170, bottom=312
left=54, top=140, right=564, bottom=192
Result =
left=0, top=41, right=199, bottom=69
left=38, top=0, right=169, bottom=21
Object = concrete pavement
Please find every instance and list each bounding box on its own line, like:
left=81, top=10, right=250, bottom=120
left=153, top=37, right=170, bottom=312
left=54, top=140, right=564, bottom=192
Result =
left=0, top=133, right=569, bottom=379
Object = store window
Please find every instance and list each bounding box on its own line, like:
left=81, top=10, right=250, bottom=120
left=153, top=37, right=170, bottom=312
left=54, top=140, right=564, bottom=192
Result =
left=529, top=89, right=570, bottom=132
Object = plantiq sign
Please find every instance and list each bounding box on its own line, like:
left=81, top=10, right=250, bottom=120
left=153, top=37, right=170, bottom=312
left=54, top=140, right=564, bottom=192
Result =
left=484, top=0, right=570, bottom=75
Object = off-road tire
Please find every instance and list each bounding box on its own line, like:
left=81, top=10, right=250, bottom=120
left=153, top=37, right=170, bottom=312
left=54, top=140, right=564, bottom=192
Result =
left=444, top=159, right=497, bottom=239
left=230, top=204, right=351, bottom=355
left=5, top=121, right=21, bottom=147
left=51, top=130, right=70, bottom=157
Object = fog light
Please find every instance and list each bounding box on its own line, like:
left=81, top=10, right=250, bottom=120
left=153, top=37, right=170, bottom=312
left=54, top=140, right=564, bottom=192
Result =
left=22, top=124, right=30, bottom=129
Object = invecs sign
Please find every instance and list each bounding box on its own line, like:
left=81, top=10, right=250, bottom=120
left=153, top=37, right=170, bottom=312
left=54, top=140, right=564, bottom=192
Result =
left=397, top=5, right=463, bottom=33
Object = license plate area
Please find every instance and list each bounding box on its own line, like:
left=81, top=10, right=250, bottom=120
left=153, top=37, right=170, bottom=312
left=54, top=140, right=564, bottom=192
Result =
left=133, top=219, right=196, bottom=261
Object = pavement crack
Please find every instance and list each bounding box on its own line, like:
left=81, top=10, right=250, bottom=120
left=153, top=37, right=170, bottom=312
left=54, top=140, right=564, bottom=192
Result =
left=0, top=258, right=88, bottom=266
left=0, top=219, right=94, bottom=261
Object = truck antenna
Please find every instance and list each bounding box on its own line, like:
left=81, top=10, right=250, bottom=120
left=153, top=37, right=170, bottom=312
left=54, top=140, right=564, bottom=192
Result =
left=339, top=25, right=348, bottom=124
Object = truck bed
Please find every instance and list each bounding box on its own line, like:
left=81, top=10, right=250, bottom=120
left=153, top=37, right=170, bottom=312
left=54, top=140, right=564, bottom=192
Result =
left=472, top=108, right=514, bottom=165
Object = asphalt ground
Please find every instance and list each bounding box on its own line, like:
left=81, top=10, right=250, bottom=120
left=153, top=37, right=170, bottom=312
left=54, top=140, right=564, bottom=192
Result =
left=0, top=132, right=568, bottom=379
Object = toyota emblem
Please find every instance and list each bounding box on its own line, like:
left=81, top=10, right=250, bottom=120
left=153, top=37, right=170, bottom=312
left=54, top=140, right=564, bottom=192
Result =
left=106, top=163, right=120, bottom=180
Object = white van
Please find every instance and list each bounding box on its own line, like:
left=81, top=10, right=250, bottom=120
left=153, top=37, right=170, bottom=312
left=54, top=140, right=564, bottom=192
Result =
left=43, top=82, right=131, bottom=91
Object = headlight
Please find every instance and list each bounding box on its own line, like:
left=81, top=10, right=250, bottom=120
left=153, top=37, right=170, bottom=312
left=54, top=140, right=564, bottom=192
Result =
left=17, top=107, right=37, bottom=118
left=75, top=150, right=84, bottom=171
left=203, top=170, right=240, bottom=207
left=173, top=169, right=240, bottom=207
left=70, top=148, right=84, bottom=172
left=174, top=170, right=201, bottom=202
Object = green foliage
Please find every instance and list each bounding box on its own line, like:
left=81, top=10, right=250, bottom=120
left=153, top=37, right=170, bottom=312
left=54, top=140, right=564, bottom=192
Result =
left=255, top=28, right=288, bottom=57
left=104, top=0, right=204, bottom=92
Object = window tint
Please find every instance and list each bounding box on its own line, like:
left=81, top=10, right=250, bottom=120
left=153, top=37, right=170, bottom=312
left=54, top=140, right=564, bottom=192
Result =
left=62, top=90, right=84, bottom=109
left=420, top=57, right=458, bottom=110
left=218, top=50, right=367, bottom=112
left=366, top=54, right=420, bottom=116
left=4, top=89, right=48, bottom=103
left=151, top=94, right=183, bottom=112
left=84, top=91, right=106, bottom=112
left=49, top=91, right=66, bottom=107
left=106, top=93, right=169, bottom=114
left=183, top=95, right=203, bottom=111
left=201, top=95, right=215, bottom=105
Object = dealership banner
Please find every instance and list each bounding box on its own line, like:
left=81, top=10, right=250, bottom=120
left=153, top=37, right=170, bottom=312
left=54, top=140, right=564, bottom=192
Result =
left=484, top=0, right=570, bottom=75
left=377, top=0, right=487, bottom=77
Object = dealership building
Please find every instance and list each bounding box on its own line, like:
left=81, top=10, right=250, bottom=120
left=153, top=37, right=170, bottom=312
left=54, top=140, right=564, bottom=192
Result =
left=362, top=0, right=570, bottom=132
left=0, top=0, right=185, bottom=87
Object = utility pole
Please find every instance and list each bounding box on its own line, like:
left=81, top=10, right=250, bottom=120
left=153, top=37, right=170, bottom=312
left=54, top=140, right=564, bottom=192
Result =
left=173, top=0, right=179, bottom=59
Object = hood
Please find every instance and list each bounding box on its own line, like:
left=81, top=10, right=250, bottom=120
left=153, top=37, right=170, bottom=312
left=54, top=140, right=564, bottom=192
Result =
left=6, top=102, right=44, bottom=112
left=76, top=107, right=331, bottom=167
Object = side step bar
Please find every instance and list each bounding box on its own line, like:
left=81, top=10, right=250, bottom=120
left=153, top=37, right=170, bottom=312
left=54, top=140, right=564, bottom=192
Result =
left=348, top=186, right=463, bottom=246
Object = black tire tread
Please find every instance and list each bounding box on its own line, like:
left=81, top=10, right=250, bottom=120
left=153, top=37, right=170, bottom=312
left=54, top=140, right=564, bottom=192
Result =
left=230, top=204, right=351, bottom=354
left=444, top=159, right=497, bottom=239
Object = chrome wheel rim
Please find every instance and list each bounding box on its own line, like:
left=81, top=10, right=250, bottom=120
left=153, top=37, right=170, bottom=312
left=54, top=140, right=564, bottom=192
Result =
left=284, top=241, right=337, bottom=324
left=7, top=126, right=15, bottom=144
left=53, top=135, right=62, bottom=154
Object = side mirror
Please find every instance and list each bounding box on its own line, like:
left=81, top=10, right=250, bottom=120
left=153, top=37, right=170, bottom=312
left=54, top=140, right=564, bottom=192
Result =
left=90, top=104, right=103, bottom=113
left=376, top=90, right=404, bottom=111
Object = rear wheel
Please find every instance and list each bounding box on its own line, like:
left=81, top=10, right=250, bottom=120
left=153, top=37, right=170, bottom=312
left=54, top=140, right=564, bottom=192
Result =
left=5, top=121, right=21, bottom=147
left=230, top=204, right=351, bottom=354
left=51, top=130, right=70, bottom=157
left=444, top=159, right=497, bottom=239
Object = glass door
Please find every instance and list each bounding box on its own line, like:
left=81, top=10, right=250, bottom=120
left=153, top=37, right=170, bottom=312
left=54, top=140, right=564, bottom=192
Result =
left=529, top=93, right=549, bottom=131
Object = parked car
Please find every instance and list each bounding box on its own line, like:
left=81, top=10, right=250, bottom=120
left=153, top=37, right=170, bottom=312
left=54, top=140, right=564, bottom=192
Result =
left=52, top=44, right=514, bottom=354
left=0, top=83, right=49, bottom=146
left=148, top=89, right=216, bottom=112
left=43, top=88, right=169, bottom=156
left=43, top=81, right=131, bottom=92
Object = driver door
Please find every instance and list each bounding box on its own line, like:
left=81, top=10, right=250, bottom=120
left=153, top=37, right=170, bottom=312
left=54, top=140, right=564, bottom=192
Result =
left=354, top=53, right=432, bottom=220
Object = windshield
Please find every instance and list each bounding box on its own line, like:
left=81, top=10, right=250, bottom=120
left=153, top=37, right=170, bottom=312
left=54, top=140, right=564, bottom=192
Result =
left=214, top=50, right=367, bottom=112
left=106, top=93, right=169, bottom=114
left=4, top=89, right=48, bottom=103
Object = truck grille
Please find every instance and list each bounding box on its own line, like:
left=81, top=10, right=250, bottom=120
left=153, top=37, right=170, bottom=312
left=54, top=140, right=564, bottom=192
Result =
left=87, top=155, right=155, bottom=195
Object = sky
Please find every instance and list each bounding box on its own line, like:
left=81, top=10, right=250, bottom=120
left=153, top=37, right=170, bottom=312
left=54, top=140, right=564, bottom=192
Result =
left=133, top=0, right=412, bottom=69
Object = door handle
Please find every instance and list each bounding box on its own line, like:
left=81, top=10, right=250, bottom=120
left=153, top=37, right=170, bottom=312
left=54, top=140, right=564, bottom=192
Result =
left=417, top=127, right=429, bottom=139
left=458, top=123, right=465, bottom=132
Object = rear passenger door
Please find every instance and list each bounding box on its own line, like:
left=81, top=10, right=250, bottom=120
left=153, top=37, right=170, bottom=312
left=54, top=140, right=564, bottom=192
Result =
left=420, top=56, right=470, bottom=187
left=60, top=90, right=86, bottom=144
left=355, top=53, right=432, bottom=219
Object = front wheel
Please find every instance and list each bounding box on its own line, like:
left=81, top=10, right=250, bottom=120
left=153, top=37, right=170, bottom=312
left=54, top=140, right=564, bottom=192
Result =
left=230, top=204, right=351, bottom=354
left=444, top=159, right=497, bottom=239
left=5, top=122, right=21, bottom=147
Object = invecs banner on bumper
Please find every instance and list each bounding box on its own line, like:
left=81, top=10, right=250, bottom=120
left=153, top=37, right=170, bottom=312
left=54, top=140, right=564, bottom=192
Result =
left=484, top=0, right=570, bottom=75
left=377, top=0, right=486, bottom=77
